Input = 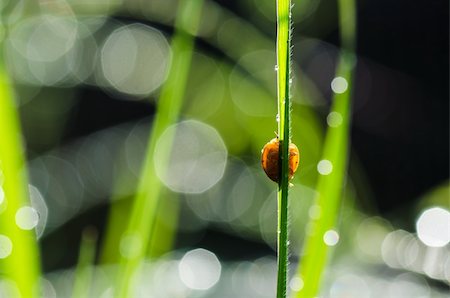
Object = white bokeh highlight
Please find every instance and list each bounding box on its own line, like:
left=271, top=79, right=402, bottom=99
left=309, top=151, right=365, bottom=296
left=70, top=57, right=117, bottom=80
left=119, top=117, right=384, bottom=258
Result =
left=327, top=111, right=343, bottom=127
left=0, top=235, right=13, bottom=259
left=317, top=160, right=333, bottom=175
left=323, top=230, right=339, bottom=246
left=329, top=274, right=370, bottom=298
left=308, top=205, right=321, bottom=219
left=154, top=120, right=227, bottom=194
left=101, top=23, right=170, bottom=97
left=382, top=230, right=407, bottom=268
left=0, top=279, right=20, bottom=298
left=6, top=15, right=79, bottom=85
left=416, top=207, right=450, bottom=247
left=15, top=206, right=39, bottom=230
left=0, top=187, right=4, bottom=206
left=119, top=233, right=143, bottom=259
left=289, top=276, right=304, bottom=292
left=388, top=273, right=430, bottom=298
left=25, top=16, right=78, bottom=62
left=28, top=185, right=48, bottom=238
left=356, top=217, right=392, bottom=262
left=178, top=248, right=221, bottom=290
left=331, top=76, right=348, bottom=94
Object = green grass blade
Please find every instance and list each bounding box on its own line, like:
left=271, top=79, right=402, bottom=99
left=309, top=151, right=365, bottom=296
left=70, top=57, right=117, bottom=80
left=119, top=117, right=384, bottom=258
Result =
left=72, top=227, right=98, bottom=298
left=293, top=55, right=354, bottom=298
left=276, top=0, right=292, bottom=297
left=114, top=0, right=204, bottom=296
left=0, top=54, right=41, bottom=297
left=293, top=0, right=356, bottom=297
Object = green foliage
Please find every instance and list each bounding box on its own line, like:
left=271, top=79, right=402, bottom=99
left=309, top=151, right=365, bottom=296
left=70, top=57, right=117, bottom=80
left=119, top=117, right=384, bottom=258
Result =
left=293, top=0, right=356, bottom=297
left=275, top=0, right=293, bottom=297
left=0, top=0, right=361, bottom=296
left=0, top=57, right=41, bottom=297
left=114, top=0, right=205, bottom=296
left=72, top=227, right=98, bottom=298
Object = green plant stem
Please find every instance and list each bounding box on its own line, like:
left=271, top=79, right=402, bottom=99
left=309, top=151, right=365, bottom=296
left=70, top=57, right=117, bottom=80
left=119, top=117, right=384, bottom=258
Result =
left=72, top=227, right=98, bottom=298
left=276, top=0, right=292, bottom=297
left=293, top=0, right=356, bottom=297
left=114, top=0, right=204, bottom=296
left=0, top=53, right=41, bottom=297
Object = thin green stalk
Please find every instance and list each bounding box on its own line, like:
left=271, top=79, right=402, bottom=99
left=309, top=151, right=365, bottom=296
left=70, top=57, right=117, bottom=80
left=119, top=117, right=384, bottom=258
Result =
left=0, top=53, right=41, bottom=296
left=293, top=0, right=356, bottom=297
left=276, top=0, right=292, bottom=297
left=72, top=227, right=98, bottom=298
left=115, top=0, right=204, bottom=296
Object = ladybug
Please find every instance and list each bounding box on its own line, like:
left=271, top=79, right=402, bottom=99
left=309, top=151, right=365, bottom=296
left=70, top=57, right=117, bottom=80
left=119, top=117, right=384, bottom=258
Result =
left=261, top=137, right=299, bottom=183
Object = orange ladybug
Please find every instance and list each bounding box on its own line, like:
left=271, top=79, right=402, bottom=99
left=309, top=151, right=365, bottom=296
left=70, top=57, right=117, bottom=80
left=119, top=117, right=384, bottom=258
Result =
left=261, top=138, right=299, bottom=183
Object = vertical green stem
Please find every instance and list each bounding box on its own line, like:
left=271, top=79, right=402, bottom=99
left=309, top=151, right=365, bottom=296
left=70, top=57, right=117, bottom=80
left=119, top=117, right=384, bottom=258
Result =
left=293, top=0, right=356, bottom=297
left=115, top=0, right=204, bottom=296
left=276, top=0, right=292, bottom=297
left=72, top=227, right=98, bottom=298
left=0, top=52, right=41, bottom=296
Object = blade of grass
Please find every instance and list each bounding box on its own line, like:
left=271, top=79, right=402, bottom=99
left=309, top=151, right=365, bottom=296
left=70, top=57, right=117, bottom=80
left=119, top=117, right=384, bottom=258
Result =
left=292, top=0, right=356, bottom=297
left=114, top=0, right=204, bottom=296
left=0, top=52, right=41, bottom=296
left=147, top=195, right=180, bottom=258
left=276, top=0, right=293, bottom=297
left=72, top=227, right=98, bottom=298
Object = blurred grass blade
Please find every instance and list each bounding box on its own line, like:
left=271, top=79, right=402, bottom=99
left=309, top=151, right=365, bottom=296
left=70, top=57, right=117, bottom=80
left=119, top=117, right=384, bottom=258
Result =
left=115, top=0, right=204, bottom=296
left=294, top=54, right=354, bottom=298
left=0, top=54, right=41, bottom=296
left=276, top=0, right=292, bottom=297
left=72, top=227, right=98, bottom=298
left=147, top=195, right=180, bottom=258
left=293, top=0, right=356, bottom=297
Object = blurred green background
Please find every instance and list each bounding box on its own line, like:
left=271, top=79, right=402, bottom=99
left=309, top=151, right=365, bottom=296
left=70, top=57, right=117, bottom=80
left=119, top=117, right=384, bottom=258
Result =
left=0, top=0, right=448, bottom=297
